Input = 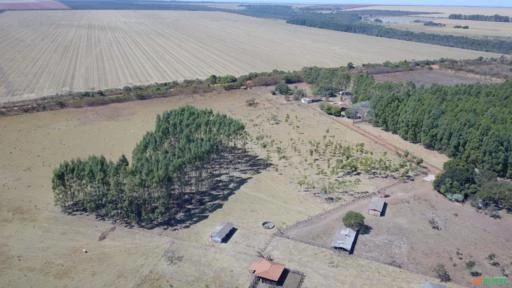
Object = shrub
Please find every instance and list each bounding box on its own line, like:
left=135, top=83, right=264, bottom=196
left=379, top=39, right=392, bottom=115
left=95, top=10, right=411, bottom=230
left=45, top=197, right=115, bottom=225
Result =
left=313, top=85, right=338, bottom=97
left=216, top=75, right=237, bottom=84
left=283, top=72, right=303, bottom=84
left=274, top=83, right=292, bottom=95
left=320, top=103, right=342, bottom=117
left=222, top=82, right=242, bottom=91
left=342, top=211, right=365, bottom=230
left=246, top=98, right=258, bottom=107
left=465, top=260, right=476, bottom=270
left=207, top=75, right=218, bottom=84
left=251, top=75, right=281, bottom=86
left=433, top=264, right=451, bottom=282
left=293, top=87, right=307, bottom=100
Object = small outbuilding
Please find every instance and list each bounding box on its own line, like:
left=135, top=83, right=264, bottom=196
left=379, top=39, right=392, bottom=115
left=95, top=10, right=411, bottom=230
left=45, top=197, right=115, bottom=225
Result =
left=331, top=227, right=358, bottom=253
left=301, top=97, right=313, bottom=104
left=249, top=258, right=286, bottom=284
left=301, top=97, right=322, bottom=104
left=210, top=221, right=236, bottom=243
left=368, top=197, right=386, bottom=216
left=421, top=281, right=446, bottom=288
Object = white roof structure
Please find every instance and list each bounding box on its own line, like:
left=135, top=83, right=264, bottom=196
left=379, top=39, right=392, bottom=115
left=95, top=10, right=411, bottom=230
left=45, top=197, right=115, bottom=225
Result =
left=331, top=228, right=357, bottom=251
left=423, top=174, right=436, bottom=182
left=301, top=97, right=312, bottom=104
left=369, top=197, right=385, bottom=212
left=210, top=221, right=235, bottom=243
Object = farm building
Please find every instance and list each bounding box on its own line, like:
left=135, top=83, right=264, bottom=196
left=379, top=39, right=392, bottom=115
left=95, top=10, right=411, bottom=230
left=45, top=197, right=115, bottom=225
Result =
left=368, top=197, right=386, bottom=216
left=210, top=221, right=236, bottom=243
left=421, top=281, right=446, bottom=288
left=249, top=258, right=286, bottom=284
left=301, top=97, right=322, bottom=104
left=331, top=228, right=358, bottom=253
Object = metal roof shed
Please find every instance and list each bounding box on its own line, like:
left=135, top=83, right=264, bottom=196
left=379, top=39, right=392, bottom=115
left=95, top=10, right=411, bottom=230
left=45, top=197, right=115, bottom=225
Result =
left=331, top=228, right=357, bottom=252
left=368, top=197, right=386, bottom=216
left=210, top=221, right=235, bottom=243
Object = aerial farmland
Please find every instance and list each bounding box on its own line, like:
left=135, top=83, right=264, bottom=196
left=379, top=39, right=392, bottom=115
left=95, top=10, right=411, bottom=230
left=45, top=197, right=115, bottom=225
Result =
left=1, top=2, right=512, bottom=288
left=0, top=10, right=497, bottom=103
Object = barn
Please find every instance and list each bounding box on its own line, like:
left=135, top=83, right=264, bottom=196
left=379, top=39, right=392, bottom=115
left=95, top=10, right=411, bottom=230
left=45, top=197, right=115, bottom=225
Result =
left=331, top=227, right=358, bottom=253
left=210, top=221, right=235, bottom=243
left=368, top=197, right=386, bottom=217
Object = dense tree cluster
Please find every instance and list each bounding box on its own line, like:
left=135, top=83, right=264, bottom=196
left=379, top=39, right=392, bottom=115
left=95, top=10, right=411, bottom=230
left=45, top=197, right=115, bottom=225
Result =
left=354, top=76, right=512, bottom=211
left=52, top=107, right=247, bottom=224
left=434, top=160, right=512, bottom=211
left=235, top=4, right=297, bottom=19
left=367, top=80, right=512, bottom=178
left=449, top=14, right=511, bottom=22
left=423, top=21, right=445, bottom=27
left=301, top=66, right=351, bottom=97
left=287, top=13, right=512, bottom=54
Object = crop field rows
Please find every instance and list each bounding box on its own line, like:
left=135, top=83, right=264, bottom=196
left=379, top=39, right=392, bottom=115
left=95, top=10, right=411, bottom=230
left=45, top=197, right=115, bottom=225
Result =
left=0, top=10, right=496, bottom=103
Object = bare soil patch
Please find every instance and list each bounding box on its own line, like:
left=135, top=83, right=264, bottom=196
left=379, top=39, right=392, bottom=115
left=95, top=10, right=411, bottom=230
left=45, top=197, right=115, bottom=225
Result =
left=373, top=69, right=504, bottom=86
left=283, top=179, right=512, bottom=287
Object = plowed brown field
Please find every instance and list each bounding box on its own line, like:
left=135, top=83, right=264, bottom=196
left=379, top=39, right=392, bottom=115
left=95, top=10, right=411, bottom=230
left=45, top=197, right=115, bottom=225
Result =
left=0, top=10, right=496, bottom=103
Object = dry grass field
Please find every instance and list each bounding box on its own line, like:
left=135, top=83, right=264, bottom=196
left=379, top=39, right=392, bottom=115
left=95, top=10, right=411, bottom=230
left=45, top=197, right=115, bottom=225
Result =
left=373, top=68, right=504, bottom=86
left=0, top=88, right=462, bottom=288
left=0, top=10, right=497, bottom=103
left=349, top=5, right=512, bottom=17
left=347, top=5, right=512, bottom=39
left=284, top=179, right=512, bottom=287
left=385, top=17, right=512, bottom=39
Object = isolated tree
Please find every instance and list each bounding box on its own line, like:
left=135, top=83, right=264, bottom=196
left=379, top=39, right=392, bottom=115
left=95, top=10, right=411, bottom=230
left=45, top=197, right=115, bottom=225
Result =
left=342, top=211, right=365, bottom=230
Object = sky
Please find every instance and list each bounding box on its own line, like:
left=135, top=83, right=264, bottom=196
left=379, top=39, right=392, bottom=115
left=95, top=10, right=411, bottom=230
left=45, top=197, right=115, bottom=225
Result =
left=188, top=0, right=512, bottom=7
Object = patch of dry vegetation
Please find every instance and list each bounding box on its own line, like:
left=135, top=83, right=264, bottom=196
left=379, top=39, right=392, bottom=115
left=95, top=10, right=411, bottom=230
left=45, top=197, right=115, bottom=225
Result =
left=0, top=89, right=450, bottom=287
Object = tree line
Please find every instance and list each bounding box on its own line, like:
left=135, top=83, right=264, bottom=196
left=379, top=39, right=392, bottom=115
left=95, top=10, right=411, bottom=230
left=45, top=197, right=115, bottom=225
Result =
left=449, top=14, right=511, bottom=22
left=52, top=106, right=247, bottom=225
left=353, top=77, right=512, bottom=211
left=286, top=13, right=512, bottom=54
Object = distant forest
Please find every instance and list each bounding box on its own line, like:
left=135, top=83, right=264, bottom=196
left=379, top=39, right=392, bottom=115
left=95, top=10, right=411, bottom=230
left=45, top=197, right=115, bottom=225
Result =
left=449, top=13, right=511, bottom=22
left=240, top=5, right=512, bottom=54
left=286, top=13, right=512, bottom=54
